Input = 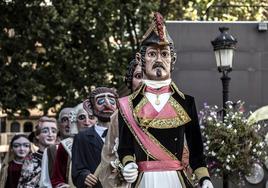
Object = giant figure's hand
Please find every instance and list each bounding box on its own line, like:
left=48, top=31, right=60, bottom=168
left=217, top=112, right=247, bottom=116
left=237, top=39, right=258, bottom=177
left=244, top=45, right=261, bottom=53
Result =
left=202, top=179, right=214, bottom=188
left=84, top=173, right=98, bottom=187
left=122, top=162, right=138, bottom=183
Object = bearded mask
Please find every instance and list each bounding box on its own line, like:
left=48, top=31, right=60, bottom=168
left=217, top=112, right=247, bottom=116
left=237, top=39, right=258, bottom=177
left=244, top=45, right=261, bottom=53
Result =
left=84, top=87, right=118, bottom=123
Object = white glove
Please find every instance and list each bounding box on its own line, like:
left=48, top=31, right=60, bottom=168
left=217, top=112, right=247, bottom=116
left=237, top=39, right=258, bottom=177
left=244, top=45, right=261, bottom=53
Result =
left=202, top=179, right=214, bottom=188
left=122, top=162, right=138, bottom=183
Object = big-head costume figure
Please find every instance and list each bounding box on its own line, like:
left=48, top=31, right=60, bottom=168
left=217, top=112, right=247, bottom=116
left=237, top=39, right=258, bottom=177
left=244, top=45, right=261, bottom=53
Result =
left=117, top=13, right=213, bottom=188
left=51, top=103, right=97, bottom=188
left=72, top=87, right=118, bottom=188
left=97, top=59, right=143, bottom=188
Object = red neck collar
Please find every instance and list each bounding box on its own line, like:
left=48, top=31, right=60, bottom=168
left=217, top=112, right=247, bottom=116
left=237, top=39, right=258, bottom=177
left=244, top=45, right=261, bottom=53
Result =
left=145, top=85, right=171, bottom=94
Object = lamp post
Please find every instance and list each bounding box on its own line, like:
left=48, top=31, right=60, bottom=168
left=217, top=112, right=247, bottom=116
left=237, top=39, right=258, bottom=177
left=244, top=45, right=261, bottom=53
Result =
left=211, top=27, right=237, bottom=188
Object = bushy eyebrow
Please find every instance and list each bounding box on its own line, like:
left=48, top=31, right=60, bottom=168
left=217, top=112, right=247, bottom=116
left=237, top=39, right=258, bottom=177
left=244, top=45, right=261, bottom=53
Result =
left=96, top=94, right=115, bottom=99
left=41, top=127, right=49, bottom=130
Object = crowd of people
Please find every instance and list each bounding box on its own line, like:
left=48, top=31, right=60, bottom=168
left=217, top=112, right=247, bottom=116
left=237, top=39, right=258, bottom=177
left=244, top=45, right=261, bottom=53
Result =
left=0, top=13, right=214, bottom=188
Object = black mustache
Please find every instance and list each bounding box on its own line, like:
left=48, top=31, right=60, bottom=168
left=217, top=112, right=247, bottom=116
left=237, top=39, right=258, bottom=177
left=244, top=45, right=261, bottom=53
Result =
left=152, top=62, right=165, bottom=70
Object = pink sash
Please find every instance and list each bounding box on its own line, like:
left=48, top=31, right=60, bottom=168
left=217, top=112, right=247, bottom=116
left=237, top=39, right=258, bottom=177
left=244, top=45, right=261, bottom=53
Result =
left=119, top=96, right=182, bottom=165
left=138, top=160, right=183, bottom=172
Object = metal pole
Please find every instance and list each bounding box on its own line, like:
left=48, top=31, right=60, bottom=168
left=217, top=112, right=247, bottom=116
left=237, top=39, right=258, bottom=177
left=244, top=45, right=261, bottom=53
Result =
left=221, top=70, right=231, bottom=188
left=221, top=70, right=231, bottom=119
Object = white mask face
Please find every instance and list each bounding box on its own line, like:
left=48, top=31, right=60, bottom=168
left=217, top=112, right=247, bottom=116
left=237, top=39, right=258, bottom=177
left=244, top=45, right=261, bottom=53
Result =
left=58, top=108, right=72, bottom=137
left=37, top=122, right=57, bottom=147
left=12, top=137, right=31, bottom=159
left=77, top=108, right=97, bottom=130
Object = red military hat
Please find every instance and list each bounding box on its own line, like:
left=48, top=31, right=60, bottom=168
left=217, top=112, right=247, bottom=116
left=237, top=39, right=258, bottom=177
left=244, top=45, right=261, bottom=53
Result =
left=140, top=12, right=173, bottom=46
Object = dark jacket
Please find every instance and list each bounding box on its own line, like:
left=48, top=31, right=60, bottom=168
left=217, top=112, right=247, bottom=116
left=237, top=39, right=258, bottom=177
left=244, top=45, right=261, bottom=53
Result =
left=72, top=126, right=103, bottom=188
left=117, top=83, right=208, bottom=188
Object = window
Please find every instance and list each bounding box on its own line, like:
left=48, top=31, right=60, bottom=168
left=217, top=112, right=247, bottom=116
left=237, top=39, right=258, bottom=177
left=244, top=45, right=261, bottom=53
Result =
left=23, top=121, right=33, bottom=132
left=0, top=118, right=6, bottom=132
left=10, top=121, right=20, bottom=132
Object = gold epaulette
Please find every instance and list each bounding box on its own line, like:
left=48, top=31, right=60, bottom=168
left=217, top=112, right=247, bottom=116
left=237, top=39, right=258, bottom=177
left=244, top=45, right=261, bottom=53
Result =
left=194, top=167, right=210, bottom=180
left=122, top=155, right=135, bottom=166
left=171, top=82, right=185, bottom=99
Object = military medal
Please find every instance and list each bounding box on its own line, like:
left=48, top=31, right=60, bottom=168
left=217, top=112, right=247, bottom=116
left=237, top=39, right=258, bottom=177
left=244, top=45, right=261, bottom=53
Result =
left=145, top=86, right=172, bottom=105
left=155, top=95, right=160, bottom=105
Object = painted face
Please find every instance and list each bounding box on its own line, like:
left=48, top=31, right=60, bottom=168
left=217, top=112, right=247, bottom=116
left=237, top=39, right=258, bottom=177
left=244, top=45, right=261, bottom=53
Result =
left=59, top=114, right=71, bottom=136
left=37, top=122, right=57, bottom=147
left=77, top=108, right=97, bottom=130
left=132, top=64, right=142, bottom=91
left=94, top=92, right=117, bottom=122
left=144, top=44, right=172, bottom=81
left=12, top=137, right=30, bottom=159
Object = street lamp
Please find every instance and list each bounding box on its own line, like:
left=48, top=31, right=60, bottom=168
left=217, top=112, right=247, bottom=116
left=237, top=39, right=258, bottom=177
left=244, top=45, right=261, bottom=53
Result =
left=211, top=27, right=237, bottom=188
left=211, top=27, right=237, bottom=115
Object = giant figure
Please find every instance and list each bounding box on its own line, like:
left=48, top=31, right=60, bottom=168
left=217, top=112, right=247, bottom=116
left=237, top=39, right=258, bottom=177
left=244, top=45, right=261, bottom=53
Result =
left=72, top=87, right=118, bottom=188
left=97, top=59, right=142, bottom=188
left=51, top=103, right=97, bottom=188
left=117, top=13, right=213, bottom=188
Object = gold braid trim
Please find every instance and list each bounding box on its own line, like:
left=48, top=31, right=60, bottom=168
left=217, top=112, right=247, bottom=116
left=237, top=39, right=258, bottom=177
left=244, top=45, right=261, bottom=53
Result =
left=140, top=22, right=155, bottom=44
left=171, top=82, right=185, bottom=99
left=119, top=96, right=156, bottom=160
left=133, top=97, right=147, bottom=120
left=194, top=167, right=210, bottom=180
left=119, top=95, right=179, bottom=161
left=134, top=96, right=191, bottom=129
left=122, top=155, right=135, bottom=166
left=131, top=83, right=145, bottom=99
left=177, top=171, right=187, bottom=188
left=119, top=83, right=190, bottom=161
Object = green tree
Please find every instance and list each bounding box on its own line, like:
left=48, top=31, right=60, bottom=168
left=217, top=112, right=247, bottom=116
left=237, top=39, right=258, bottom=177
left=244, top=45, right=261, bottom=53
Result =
left=166, top=0, right=268, bottom=21
left=0, top=0, right=267, bottom=116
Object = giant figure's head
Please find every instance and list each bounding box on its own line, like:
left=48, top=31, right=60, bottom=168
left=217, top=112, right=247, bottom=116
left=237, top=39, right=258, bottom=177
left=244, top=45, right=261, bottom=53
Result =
left=69, top=103, right=97, bottom=134
left=75, top=103, right=97, bottom=129
left=35, top=116, right=57, bottom=148
left=125, top=59, right=142, bottom=92
left=136, top=12, right=176, bottom=81
left=84, top=87, right=118, bottom=123
left=58, top=107, right=72, bottom=137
